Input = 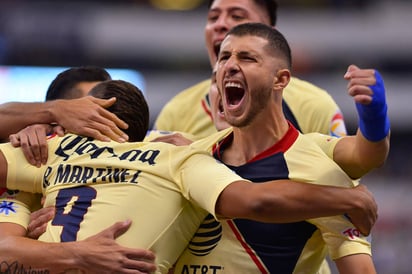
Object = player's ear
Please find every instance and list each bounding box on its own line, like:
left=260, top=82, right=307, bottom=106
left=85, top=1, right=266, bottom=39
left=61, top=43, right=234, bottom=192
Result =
left=273, top=69, right=290, bottom=91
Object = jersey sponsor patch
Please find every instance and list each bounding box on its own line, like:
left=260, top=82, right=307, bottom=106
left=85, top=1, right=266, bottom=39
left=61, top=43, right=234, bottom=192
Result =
left=330, top=111, right=347, bottom=137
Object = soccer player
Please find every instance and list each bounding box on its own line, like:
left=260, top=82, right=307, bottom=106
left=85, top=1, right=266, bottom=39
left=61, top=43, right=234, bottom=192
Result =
left=172, top=23, right=389, bottom=274
left=155, top=0, right=347, bottom=140
left=0, top=80, right=378, bottom=273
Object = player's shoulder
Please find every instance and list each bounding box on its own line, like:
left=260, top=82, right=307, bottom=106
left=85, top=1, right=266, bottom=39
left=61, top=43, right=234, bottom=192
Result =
left=191, top=128, right=233, bottom=152
left=304, top=132, right=339, bottom=143
left=294, top=133, right=341, bottom=169
left=293, top=132, right=331, bottom=154
left=303, top=132, right=339, bottom=158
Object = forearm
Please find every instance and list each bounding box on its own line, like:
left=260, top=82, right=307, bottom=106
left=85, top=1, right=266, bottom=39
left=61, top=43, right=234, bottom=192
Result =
left=355, top=129, right=389, bottom=172
left=0, top=236, right=81, bottom=272
left=335, top=130, right=390, bottom=179
left=251, top=181, right=365, bottom=222
left=218, top=180, right=364, bottom=223
left=0, top=101, right=57, bottom=140
left=0, top=221, right=157, bottom=273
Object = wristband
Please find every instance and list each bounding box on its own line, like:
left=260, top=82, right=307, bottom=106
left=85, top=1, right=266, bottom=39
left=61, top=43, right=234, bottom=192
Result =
left=355, top=70, right=390, bottom=142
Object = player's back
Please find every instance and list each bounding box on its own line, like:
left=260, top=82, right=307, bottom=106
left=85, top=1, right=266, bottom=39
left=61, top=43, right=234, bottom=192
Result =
left=2, top=133, right=240, bottom=273
left=41, top=183, right=205, bottom=273
left=29, top=134, right=207, bottom=272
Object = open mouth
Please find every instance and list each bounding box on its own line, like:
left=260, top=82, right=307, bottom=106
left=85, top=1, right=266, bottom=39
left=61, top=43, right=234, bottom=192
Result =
left=225, top=82, right=245, bottom=107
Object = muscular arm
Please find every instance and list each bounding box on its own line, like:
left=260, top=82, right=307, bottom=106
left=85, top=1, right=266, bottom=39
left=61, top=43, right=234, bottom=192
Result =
left=0, top=221, right=156, bottom=274
left=335, top=254, right=376, bottom=274
left=0, top=222, right=78, bottom=272
left=0, top=96, right=129, bottom=142
left=334, top=130, right=389, bottom=179
left=216, top=180, right=377, bottom=236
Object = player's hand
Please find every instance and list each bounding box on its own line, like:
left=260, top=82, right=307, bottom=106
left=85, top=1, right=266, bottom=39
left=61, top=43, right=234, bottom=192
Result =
left=27, top=206, right=55, bottom=239
left=9, top=124, right=53, bottom=167
left=344, top=64, right=377, bottom=105
left=346, top=184, right=378, bottom=236
left=151, top=133, right=193, bottom=146
left=75, top=220, right=156, bottom=273
left=52, top=96, right=129, bottom=143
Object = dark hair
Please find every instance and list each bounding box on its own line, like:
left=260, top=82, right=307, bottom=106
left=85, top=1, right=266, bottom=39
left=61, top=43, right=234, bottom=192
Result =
left=208, top=0, right=278, bottom=26
left=45, top=66, right=112, bottom=101
left=227, top=22, right=291, bottom=68
left=88, top=80, right=149, bottom=142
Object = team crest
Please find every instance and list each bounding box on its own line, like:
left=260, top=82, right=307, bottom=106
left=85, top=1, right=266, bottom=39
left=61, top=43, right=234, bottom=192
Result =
left=0, top=200, right=17, bottom=216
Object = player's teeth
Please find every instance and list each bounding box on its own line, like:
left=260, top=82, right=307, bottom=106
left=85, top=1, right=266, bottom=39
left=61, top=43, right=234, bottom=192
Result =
left=225, top=82, right=241, bottom=88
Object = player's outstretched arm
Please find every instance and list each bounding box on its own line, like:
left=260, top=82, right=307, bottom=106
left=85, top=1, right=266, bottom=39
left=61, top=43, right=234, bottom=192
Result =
left=0, top=96, right=129, bottom=143
left=0, top=220, right=156, bottom=274
left=216, top=180, right=377, bottom=236
left=333, top=65, right=390, bottom=179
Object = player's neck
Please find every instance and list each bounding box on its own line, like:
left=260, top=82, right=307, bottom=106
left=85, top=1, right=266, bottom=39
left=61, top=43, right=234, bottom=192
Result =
left=222, top=118, right=289, bottom=166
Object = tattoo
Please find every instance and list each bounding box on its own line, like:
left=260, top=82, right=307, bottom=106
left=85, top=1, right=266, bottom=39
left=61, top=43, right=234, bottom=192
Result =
left=0, top=261, right=50, bottom=274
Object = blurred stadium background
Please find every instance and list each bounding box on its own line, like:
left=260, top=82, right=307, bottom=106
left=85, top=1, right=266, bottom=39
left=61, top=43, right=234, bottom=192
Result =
left=1, top=1, right=411, bottom=273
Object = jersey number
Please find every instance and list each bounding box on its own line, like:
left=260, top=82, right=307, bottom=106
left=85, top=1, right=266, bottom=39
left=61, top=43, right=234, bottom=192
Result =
left=52, top=186, right=97, bottom=242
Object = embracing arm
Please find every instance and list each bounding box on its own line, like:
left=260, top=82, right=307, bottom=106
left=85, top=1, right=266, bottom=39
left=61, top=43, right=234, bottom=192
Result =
left=0, top=222, right=78, bottom=272
left=0, top=96, right=129, bottom=142
left=216, top=180, right=377, bottom=236
left=0, top=221, right=156, bottom=274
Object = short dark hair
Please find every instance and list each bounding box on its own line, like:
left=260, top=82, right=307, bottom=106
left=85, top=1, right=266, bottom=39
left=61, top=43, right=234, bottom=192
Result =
left=45, top=66, right=111, bottom=101
left=227, top=22, right=291, bottom=68
left=88, top=80, right=149, bottom=142
left=208, top=0, right=278, bottom=26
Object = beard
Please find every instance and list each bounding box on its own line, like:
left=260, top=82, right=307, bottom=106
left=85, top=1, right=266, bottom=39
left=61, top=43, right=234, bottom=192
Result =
left=225, top=86, right=272, bottom=128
